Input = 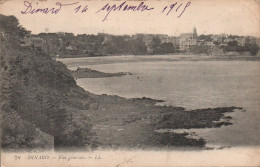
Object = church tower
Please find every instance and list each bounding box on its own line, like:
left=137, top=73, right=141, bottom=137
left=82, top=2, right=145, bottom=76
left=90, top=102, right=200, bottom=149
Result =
left=193, top=26, right=197, bottom=38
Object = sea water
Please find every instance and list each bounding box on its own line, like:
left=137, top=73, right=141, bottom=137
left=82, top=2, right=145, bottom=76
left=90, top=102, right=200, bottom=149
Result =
left=60, top=55, right=260, bottom=148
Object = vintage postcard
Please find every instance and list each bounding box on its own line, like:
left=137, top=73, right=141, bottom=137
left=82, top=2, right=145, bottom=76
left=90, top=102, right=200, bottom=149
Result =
left=0, top=0, right=260, bottom=166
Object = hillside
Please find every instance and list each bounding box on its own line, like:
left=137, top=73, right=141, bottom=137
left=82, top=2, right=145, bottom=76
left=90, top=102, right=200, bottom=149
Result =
left=0, top=15, right=96, bottom=149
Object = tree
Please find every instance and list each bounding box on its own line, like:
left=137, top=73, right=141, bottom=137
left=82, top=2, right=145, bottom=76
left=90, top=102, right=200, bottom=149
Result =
left=227, top=40, right=238, bottom=47
left=0, top=14, right=30, bottom=37
left=198, top=35, right=212, bottom=42
left=127, top=38, right=147, bottom=55
left=152, top=37, right=161, bottom=47
left=213, top=41, right=220, bottom=46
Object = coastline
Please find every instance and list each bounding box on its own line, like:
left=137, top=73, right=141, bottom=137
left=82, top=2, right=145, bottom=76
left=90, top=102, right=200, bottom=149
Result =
left=65, top=66, right=245, bottom=150
left=70, top=67, right=132, bottom=79
left=0, top=33, right=250, bottom=150
left=81, top=92, right=242, bottom=150
left=58, top=52, right=260, bottom=59
left=58, top=54, right=260, bottom=68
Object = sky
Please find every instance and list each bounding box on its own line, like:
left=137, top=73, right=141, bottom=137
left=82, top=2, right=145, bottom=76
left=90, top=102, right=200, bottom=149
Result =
left=0, top=0, right=259, bottom=37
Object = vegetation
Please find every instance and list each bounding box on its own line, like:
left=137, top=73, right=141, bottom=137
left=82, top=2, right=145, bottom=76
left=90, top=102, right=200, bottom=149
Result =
left=198, top=34, right=213, bottom=42
left=189, top=45, right=212, bottom=54
left=223, top=40, right=259, bottom=56
left=0, top=14, right=95, bottom=149
left=151, top=37, right=177, bottom=54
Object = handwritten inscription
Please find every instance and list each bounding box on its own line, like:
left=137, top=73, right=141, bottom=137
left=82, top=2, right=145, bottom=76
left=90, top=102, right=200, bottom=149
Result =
left=162, top=1, right=191, bottom=18
left=21, top=1, right=79, bottom=14
left=20, top=1, right=191, bottom=21
left=96, top=1, right=154, bottom=21
left=115, top=155, right=136, bottom=167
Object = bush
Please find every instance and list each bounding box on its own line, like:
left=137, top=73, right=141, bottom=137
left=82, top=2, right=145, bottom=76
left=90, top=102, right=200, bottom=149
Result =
left=1, top=14, right=94, bottom=149
left=189, top=45, right=211, bottom=54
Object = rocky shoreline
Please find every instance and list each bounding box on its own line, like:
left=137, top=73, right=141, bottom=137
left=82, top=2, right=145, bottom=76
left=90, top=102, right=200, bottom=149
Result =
left=83, top=93, right=242, bottom=150
left=71, top=67, right=132, bottom=79
left=67, top=67, right=244, bottom=150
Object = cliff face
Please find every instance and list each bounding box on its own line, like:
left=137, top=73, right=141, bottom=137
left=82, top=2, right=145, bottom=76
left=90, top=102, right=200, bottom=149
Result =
left=0, top=15, right=95, bottom=149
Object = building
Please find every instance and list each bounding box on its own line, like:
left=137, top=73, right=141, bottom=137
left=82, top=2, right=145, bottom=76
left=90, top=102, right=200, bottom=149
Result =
left=156, top=34, right=169, bottom=43
left=206, top=41, right=215, bottom=46
left=142, top=34, right=154, bottom=45
left=235, top=37, right=246, bottom=46
left=224, top=38, right=236, bottom=44
left=20, top=35, right=45, bottom=49
left=212, top=35, right=223, bottom=43
left=179, top=27, right=197, bottom=50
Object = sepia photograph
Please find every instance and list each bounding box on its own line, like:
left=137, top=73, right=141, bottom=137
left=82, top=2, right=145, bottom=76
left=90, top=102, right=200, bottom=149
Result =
left=0, top=0, right=260, bottom=166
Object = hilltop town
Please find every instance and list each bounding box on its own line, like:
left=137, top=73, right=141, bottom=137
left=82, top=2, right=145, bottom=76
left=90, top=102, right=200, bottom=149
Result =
left=16, top=27, right=260, bottom=58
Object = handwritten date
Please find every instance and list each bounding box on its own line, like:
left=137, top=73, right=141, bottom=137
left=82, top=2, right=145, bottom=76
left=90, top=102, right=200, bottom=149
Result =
left=20, top=1, right=191, bottom=21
